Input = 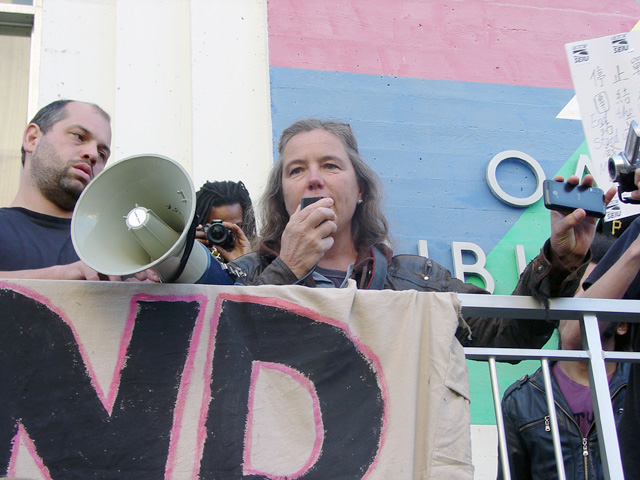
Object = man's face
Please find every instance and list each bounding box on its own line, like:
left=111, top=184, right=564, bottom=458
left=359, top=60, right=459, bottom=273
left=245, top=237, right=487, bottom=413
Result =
left=28, top=102, right=112, bottom=212
left=558, top=319, right=619, bottom=351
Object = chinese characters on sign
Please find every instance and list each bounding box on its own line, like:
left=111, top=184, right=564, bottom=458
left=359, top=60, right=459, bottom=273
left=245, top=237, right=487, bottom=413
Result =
left=566, top=31, right=640, bottom=221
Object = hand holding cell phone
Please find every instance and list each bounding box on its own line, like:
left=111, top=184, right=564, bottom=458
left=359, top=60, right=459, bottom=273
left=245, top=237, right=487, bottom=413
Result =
left=543, top=180, right=605, bottom=218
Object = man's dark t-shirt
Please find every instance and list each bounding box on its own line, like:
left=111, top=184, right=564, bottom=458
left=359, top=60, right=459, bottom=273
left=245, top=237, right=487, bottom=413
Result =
left=0, top=207, right=79, bottom=271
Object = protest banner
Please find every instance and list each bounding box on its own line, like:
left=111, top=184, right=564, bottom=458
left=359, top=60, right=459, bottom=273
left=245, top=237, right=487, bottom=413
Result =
left=0, top=280, right=471, bottom=480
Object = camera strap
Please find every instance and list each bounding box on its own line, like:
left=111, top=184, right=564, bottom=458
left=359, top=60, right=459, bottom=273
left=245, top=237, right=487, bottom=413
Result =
left=366, top=246, right=388, bottom=290
left=164, top=216, right=198, bottom=284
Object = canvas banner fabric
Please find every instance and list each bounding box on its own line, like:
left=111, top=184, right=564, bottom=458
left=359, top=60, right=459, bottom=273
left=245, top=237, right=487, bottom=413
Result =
left=0, top=279, right=472, bottom=480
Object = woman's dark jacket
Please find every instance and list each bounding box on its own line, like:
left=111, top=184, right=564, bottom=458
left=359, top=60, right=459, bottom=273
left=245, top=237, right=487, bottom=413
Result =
left=498, top=362, right=629, bottom=480
left=228, top=240, right=588, bottom=348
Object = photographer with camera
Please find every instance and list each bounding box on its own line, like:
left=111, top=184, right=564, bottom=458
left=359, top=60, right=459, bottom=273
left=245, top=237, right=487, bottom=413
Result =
left=194, top=180, right=255, bottom=262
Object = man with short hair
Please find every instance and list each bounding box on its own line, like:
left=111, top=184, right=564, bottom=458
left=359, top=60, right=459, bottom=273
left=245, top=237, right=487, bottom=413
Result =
left=0, top=99, right=155, bottom=281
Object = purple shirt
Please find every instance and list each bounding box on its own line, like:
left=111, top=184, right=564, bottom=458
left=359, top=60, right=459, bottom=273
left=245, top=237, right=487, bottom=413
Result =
left=554, top=363, right=594, bottom=437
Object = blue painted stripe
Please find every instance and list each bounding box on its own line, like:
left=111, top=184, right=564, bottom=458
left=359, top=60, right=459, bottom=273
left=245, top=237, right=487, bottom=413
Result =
left=270, top=66, right=585, bottom=272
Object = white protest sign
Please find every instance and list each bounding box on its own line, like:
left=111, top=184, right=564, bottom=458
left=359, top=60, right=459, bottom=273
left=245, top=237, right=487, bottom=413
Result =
left=566, top=30, right=640, bottom=221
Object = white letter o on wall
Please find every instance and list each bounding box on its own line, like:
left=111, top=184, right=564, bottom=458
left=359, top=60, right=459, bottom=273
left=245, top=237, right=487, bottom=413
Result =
left=486, top=150, right=546, bottom=207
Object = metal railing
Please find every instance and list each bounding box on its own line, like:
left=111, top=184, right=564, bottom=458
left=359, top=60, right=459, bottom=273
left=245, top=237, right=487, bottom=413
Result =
left=458, top=294, right=640, bottom=480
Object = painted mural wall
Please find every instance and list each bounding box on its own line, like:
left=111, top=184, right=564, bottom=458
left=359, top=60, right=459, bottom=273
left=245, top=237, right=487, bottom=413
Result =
left=267, top=0, right=640, bottom=283
left=8, top=1, right=639, bottom=476
left=265, top=0, right=640, bottom=436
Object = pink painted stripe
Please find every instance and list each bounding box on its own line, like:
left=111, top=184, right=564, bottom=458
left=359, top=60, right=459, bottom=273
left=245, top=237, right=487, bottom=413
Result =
left=268, top=0, right=640, bottom=88
left=243, top=361, right=324, bottom=479
left=8, top=424, right=53, bottom=480
left=191, top=293, right=226, bottom=479
left=159, top=294, right=209, bottom=480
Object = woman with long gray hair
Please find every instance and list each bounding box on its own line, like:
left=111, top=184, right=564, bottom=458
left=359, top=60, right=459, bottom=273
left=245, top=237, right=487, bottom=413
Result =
left=230, top=118, right=606, bottom=348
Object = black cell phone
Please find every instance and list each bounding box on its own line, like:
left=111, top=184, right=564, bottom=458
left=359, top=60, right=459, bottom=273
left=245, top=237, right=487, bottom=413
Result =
left=543, top=180, right=605, bottom=218
left=300, top=196, right=325, bottom=209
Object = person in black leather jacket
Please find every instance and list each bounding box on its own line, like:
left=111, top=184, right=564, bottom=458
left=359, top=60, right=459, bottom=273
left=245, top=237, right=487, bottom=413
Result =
left=498, top=317, right=630, bottom=480
left=229, top=118, right=613, bottom=348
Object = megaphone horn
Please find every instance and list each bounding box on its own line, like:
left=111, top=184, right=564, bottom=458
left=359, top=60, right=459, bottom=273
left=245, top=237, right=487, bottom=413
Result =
left=71, top=154, right=233, bottom=285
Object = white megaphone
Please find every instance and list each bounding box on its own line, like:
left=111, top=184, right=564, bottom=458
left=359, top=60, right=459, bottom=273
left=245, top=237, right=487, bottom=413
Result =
left=71, top=154, right=233, bottom=285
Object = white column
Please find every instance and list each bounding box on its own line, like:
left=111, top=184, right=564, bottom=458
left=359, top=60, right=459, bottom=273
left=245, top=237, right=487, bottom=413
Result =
left=35, top=0, right=273, bottom=202
left=112, top=0, right=193, bottom=168
left=189, top=0, right=273, bottom=203
left=36, top=0, right=116, bottom=116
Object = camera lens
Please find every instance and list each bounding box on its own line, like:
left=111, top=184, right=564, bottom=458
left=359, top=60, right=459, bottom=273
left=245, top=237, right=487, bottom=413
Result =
left=609, top=156, right=620, bottom=181
left=207, top=223, right=227, bottom=242
left=205, top=221, right=235, bottom=250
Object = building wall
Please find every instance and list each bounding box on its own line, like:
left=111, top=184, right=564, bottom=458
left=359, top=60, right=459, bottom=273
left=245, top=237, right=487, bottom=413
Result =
left=267, top=0, right=640, bottom=282
left=18, top=1, right=640, bottom=478
left=30, top=0, right=273, bottom=204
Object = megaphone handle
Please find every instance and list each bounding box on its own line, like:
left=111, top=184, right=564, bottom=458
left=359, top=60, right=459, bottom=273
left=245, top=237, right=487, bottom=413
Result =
left=164, top=216, right=198, bottom=283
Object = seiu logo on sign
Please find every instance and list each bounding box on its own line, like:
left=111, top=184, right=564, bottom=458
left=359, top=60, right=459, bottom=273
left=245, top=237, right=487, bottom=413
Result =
left=572, top=45, right=589, bottom=63
left=612, top=36, right=629, bottom=54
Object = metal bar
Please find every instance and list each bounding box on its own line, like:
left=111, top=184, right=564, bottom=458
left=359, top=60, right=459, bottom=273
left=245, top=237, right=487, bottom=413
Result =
left=464, top=347, right=589, bottom=362
left=457, top=294, right=640, bottom=322
left=0, top=5, right=35, bottom=26
left=488, top=357, right=511, bottom=480
left=582, top=313, right=625, bottom=480
left=464, top=348, right=640, bottom=363
left=454, top=294, right=640, bottom=480
left=541, top=359, right=567, bottom=480
left=602, top=350, right=640, bottom=363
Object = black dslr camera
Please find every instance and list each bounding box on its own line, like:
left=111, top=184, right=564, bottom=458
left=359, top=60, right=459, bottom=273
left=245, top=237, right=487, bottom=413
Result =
left=608, top=120, right=640, bottom=204
left=203, top=220, right=235, bottom=250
